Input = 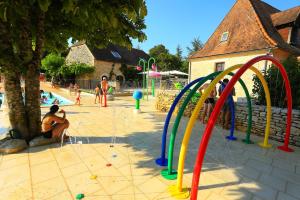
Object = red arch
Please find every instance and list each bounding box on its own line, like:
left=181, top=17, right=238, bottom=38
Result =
left=190, top=55, right=293, bottom=200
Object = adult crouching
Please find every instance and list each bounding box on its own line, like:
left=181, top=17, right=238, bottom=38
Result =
left=41, top=105, right=69, bottom=141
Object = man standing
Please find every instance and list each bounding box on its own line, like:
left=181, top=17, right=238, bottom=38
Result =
left=101, top=77, right=109, bottom=107
left=218, top=78, right=235, bottom=129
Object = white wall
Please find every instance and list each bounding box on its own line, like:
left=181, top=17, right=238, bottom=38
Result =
left=190, top=50, right=271, bottom=100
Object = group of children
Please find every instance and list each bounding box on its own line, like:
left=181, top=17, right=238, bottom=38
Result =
left=199, top=78, right=235, bottom=130
left=40, top=90, right=59, bottom=105
left=68, top=77, right=109, bottom=107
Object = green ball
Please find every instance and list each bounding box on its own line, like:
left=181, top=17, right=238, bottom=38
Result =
left=76, top=193, right=84, bottom=199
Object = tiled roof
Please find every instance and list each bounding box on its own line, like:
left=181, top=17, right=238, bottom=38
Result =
left=271, top=6, right=300, bottom=27
left=190, top=0, right=300, bottom=59
left=72, top=43, right=149, bottom=66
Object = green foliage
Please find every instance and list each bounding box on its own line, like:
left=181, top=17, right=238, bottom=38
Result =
left=149, top=44, right=186, bottom=72
left=174, top=82, right=183, bottom=90
left=191, top=92, right=201, bottom=104
left=176, top=45, right=183, bottom=60
left=66, top=63, right=95, bottom=76
left=0, top=0, right=147, bottom=69
left=41, top=53, right=94, bottom=78
left=252, top=56, right=300, bottom=108
left=149, top=45, right=169, bottom=58
left=41, top=53, right=65, bottom=77
left=183, top=89, right=201, bottom=104
left=187, top=37, right=204, bottom=56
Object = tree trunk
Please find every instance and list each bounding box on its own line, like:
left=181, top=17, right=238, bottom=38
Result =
left=23, top=9, right=45, bottom=139
left=3, top=71, right=29, bottom=140
left=24, top=65, right=41, bottom=139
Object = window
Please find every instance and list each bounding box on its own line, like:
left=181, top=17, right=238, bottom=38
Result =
left=215, top=62, right=225, bottom=72
left=220, top=31, right=229, bottom=42
left=111, top=51, right=121, bottom=59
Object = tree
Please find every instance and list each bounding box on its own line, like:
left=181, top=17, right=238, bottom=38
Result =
left=187, top=37, right=204, bottom=56
left=149, top=44, right=187, bottom=72
left=149, top=44, right=169, bottom=58
left=252, top=56, right=300, bottom=108
left=176, top=45, right=183, bottom=60
left=41, top=53, right=65, bottom=79
left=0, top=0, right=147, bottom=141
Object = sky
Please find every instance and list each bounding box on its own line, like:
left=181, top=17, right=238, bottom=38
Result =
left=133, top=0, right=300, bottom=56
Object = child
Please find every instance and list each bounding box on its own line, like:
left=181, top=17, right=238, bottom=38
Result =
left=40, top=95, right=48, bottom=104
left=52, top=98, right=60, bottom=105
left=94, top=86, right=100, bottom=104
left=75, top=90, right=81, bottom=105
left=48, top=92, right=53, bottom=99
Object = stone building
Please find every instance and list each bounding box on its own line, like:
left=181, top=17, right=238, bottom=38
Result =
left=189, top=0, right=300, bottom=100
left=66, top=42, right=149, bottom=83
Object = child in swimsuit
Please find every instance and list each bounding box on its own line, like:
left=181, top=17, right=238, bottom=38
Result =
left=199, top=81, right=217, bottom=123
left=75, top=90, right=81, bottom=105
left=95, top=86, right=100, bottom=104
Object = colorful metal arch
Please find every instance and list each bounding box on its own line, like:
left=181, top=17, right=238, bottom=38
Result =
left=161, top=71, right=252, bottom=180
left=170, top=65, right=272, bottom=198
left=190, top=55, right=293, bottom=200
left=156, top=77, right=204, bottom=166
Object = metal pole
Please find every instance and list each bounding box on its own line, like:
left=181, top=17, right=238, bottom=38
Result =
left=147, top=57, right=156, bottom=100
left=138, top=59, right=146, bottom=100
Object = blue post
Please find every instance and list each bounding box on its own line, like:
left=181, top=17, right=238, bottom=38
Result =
left=219, top=82, right=237, bottom=141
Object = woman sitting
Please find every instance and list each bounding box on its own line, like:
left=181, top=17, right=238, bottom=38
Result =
left=41, top=105, right=69, bottom=141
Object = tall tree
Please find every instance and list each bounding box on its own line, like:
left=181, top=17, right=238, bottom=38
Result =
left=0, top=0, right=147, bottom=141
left=176, top=45, right=183, bottom=60
left=187, top=37, right=204, bottom=56
left=149, top=44, right=181, bottom=71
left=149, top=44, right=169, bottom=58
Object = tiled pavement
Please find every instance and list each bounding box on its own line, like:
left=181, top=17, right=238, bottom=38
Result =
left=0, top=84, right=299, bottom=200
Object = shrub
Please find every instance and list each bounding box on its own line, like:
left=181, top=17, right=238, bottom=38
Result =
left=252, top=56, right=300, bottom=109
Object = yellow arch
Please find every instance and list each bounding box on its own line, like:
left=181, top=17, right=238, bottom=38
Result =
left=175, top=65, right=271, bottom=192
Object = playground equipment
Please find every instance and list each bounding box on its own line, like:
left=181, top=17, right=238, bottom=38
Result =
left=133, top=90, right=143, bottom=113
left=160, top=55, right=293, bottom=199
left=136, top=57, right=157, bottom=100
left=160, top=75, right=241, bottom=180
left=156, top=69, right=260, bottom=167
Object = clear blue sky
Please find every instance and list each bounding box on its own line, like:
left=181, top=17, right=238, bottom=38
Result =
left=133, top=0, right=299, bottom=56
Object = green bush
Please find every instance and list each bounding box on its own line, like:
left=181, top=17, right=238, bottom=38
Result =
left=252, top=56, right=300, bottom=109
left=66, top=63, right=95, bottom=76
left=41, top=53, right=65, bottom=77
left=41, top=53, right=94, bottom=80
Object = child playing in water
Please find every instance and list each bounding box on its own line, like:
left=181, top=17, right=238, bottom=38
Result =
left=48, top=92, right=53, bottom=99
left=52, top=98, right=60, bottom=105
left=75, top=90, right=81, bottom=105
left=94, top=86, right=100, bottom=104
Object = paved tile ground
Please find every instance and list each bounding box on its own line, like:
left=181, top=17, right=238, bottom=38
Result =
left=0, top=83, right=300, bottom=200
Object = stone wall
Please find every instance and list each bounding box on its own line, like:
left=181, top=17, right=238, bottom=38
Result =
left=66, top=44, right=94, bottom=66
left=155, top=91, right=300, bottom=147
